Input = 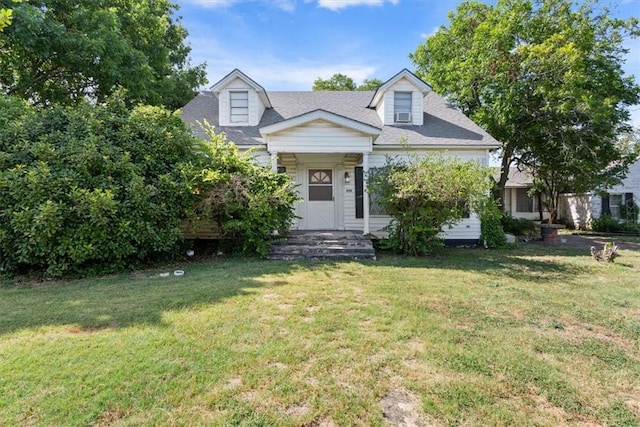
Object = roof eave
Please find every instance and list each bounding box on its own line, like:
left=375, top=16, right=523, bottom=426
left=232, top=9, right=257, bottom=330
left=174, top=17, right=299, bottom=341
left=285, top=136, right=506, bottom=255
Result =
left=260, top=109, right=381, bottom=139
left=368, top=69, right=433, bottom=108
left=210, top=69, right=273, bottom=109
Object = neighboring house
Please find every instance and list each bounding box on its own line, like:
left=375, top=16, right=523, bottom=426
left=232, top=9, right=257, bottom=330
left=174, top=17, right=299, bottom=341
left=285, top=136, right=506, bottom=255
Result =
left=180, top=69, right=499, bottom=244
left=498, top=168, right=550, bottom=221
left=560, top=160, right=640, bottom=229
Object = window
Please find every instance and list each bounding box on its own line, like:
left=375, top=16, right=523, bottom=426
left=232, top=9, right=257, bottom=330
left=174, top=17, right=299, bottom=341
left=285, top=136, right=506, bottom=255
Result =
left=516, top=188, right=536, bottom=212
left=277, top=166, right=287, bottom=174
left=308, top=169, right=332, bottom=201
left=230, top=91, right=248, bottom=123
left=394, top=92, right=412, bottom=123
left=609, top=194, right=623, bottom=219
left=369, top=192, right=387, bottom=216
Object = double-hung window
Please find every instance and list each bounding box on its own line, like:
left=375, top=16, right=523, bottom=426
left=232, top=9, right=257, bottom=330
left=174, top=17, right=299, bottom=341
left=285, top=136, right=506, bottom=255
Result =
left=230, top=91, right=249, bottom=123
left=394, top=92, right=412, bottom=123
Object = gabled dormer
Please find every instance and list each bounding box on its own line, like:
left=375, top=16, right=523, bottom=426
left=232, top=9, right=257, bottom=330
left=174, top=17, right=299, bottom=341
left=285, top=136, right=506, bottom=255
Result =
left=210, top=69, right=272, bottom=126
left=368, top=69, right=432, bottom=126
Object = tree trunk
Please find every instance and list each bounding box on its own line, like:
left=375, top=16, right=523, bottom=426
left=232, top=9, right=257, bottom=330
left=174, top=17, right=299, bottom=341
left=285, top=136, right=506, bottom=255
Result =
left=495, top=148, right=513, bottom=211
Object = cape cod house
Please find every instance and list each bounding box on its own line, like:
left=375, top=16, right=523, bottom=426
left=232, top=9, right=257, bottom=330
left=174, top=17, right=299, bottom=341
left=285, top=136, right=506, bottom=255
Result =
left=180, top=69, right=500, bottom=245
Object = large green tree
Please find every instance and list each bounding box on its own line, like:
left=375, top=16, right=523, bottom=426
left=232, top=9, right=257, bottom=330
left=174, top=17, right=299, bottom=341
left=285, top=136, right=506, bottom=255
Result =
left=411, top=0, right=640, bottom=222
left=0, top=0, right=20, bottom=32
left=0, top=0, right=206, bottom=109
left=312, top=74, right=383, bottom=91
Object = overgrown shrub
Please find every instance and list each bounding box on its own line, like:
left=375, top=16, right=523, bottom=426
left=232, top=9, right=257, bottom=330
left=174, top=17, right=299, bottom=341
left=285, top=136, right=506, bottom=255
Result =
left=367, top=153, right=492, bottom=255
left=188, top=124, right=298, bottom=257
left=0, top=94, right=197, bottom=277
left=479, top=197, right=508, bottom=248
left=501, top=212, right=536, bottom=236
left=592, top=213, right=640, bottom=233
left=620, top=201, right=639, bottom=224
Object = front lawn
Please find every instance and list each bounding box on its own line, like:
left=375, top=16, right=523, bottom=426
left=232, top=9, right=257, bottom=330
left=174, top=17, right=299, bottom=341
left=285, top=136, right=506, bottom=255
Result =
left=1, top=244, right=639, bottom=426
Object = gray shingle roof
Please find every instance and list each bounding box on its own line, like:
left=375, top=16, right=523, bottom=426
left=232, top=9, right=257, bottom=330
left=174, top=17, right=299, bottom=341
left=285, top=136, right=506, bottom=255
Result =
left=495, top=168, right=534, bottom=188
left=179, top=90, right=499, bottom=148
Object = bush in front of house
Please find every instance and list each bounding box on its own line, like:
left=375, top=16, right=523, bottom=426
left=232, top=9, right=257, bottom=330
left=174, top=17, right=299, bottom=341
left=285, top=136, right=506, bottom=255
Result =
left=479, top=197, right=508, bottom=248
left=367, top=153, right=493, bottom=255
left=592, top=213, right=640, bottom=234
left=501, top=212, right=536, bottom=236
left=188, top=124, right=298, bottom=257
left=0, top=94, right=197, bottom=277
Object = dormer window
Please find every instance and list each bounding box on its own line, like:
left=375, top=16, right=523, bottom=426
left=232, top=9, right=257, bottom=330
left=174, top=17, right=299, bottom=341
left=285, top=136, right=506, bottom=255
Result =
left=394, top=92, right=412, bottom=123
left=230, top=91, right=249, bottom=123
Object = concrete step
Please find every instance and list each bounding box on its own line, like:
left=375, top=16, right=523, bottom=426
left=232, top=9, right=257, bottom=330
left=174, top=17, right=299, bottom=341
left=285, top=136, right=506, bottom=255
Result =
left=268, top=231, right=376, bottom=261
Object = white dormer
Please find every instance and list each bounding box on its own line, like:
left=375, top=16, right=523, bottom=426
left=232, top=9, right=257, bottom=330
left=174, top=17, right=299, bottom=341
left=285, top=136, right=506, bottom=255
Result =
left=368, top=69, right=432, bottom=126
left=210, top=69, right=272, bottom=126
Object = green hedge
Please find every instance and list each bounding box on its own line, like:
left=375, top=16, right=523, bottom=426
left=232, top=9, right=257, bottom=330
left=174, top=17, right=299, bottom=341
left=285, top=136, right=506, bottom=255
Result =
left=0, top=95, right=197, bottom=276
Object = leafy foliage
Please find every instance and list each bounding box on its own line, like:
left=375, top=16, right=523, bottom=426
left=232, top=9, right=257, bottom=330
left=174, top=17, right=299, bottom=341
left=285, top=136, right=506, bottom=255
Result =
left=0, top=0, right=206, bottom=108
left=313, top=73, right=358, bottom=91
left=592, top=213, right=639, bottom=234
left=357, top=78, right=384, bottom=91
left=501, top=212, right=536, bottom=236
left=479, top=197, right=508, bottom=248
left=367, top=153, right=492, bottom=255
left=189, top=123, right=298, bottom=257
left=0, top=94, right=198, bottom=276
left=312, top=74, right=383, bottom=91
left=411, top=0, right=640, bottom=222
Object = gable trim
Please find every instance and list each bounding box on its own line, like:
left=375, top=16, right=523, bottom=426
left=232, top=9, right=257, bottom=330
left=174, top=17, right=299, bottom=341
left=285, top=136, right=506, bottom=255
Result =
left=259, top=109, right=381, bottom=138
left=368, top=69, right=432, bottom=108
left=210, top=69, right=272, bottom=108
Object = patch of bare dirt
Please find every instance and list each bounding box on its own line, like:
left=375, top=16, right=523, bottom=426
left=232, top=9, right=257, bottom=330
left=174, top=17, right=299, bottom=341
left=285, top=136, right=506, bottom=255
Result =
left=380, top=388, right=430, bottom=427
left=304, top=418, right=337, bottom=427
left=285, top=403, right=311, bottom=417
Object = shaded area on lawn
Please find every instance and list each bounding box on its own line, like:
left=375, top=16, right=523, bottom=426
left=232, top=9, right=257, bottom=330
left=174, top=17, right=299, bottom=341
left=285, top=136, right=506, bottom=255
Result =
left=0, top=259, right=306, bottom=336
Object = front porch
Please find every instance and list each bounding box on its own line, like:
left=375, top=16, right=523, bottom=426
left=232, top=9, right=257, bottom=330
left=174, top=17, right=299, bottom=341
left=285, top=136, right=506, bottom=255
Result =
left=271, top=152, right=373, bottom=234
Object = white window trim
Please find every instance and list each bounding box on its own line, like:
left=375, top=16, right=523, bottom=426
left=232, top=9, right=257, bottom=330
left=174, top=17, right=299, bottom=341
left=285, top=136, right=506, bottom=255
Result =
left=230, top=91, right=249, bottom=124
left=394, top=91, right=412, bottom=124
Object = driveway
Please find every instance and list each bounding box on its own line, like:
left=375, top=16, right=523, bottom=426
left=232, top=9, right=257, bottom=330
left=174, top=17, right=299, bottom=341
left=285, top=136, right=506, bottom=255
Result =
left=531, top=233, right=640, bottom=251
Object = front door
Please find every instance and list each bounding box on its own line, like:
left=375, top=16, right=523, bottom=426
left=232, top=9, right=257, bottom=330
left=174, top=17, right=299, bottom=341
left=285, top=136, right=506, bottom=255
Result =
left=306, top=168, right=335, bottom=229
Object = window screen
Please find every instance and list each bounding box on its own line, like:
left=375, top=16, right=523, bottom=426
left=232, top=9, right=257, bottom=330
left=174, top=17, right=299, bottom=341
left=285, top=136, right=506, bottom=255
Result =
left=394, top=92, right=412, bottom=115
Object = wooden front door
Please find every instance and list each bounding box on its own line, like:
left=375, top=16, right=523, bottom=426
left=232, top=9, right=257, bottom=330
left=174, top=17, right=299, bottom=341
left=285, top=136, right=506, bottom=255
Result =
left=306, top=168, right=335, bottom=229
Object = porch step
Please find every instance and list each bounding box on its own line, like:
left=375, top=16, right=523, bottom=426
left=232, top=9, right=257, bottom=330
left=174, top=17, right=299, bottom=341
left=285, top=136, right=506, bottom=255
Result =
left=268, top=231, right=376, bottom=261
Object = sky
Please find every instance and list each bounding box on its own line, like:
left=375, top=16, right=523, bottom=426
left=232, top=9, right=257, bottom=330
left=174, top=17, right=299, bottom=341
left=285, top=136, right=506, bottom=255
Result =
left=174, top=0, right=640, bottom=128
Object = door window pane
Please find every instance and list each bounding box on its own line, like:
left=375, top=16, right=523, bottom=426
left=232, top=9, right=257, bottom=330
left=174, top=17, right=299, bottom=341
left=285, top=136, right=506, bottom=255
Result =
left=309, top=186, right=333, bottom=201
left=308, top=169, right=332, bottom=201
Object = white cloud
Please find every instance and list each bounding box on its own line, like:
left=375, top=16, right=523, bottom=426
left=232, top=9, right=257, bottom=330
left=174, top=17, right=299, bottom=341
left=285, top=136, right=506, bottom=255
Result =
left=420, top=26, right=439, bottom=40
left=203, top=55, right=376, bottom=90
left=316, top=0, right=399, bottom=11
left=271, top=0, right=296, bottom=12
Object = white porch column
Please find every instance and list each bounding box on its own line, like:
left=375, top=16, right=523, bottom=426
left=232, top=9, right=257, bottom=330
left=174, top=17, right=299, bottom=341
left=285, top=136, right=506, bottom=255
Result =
left=270, top=151, right=278, bottom=172
left=363, top=151, right=370, bottom=235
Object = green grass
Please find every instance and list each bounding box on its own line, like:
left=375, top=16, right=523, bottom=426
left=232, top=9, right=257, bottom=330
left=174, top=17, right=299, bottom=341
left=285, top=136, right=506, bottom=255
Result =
left=1, top=244, right=639, bottom=426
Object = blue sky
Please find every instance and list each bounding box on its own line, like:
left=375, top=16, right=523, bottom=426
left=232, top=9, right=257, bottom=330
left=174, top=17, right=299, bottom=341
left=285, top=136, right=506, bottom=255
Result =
left=175, top=0, right=640, bottom=127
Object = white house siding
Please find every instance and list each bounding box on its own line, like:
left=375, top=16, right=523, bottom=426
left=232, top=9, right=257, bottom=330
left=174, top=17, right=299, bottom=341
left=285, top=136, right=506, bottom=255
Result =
left=559, top=194, right=594, bottom=229
left=217, top=77, right=264, bottom=126
left=559, top=160, right=640, bottom=228
left=267, top=120, right=371, bottom=153
left=239, top=147, right=271, bottom=166
left=344, top=149, right=487, bottom=242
